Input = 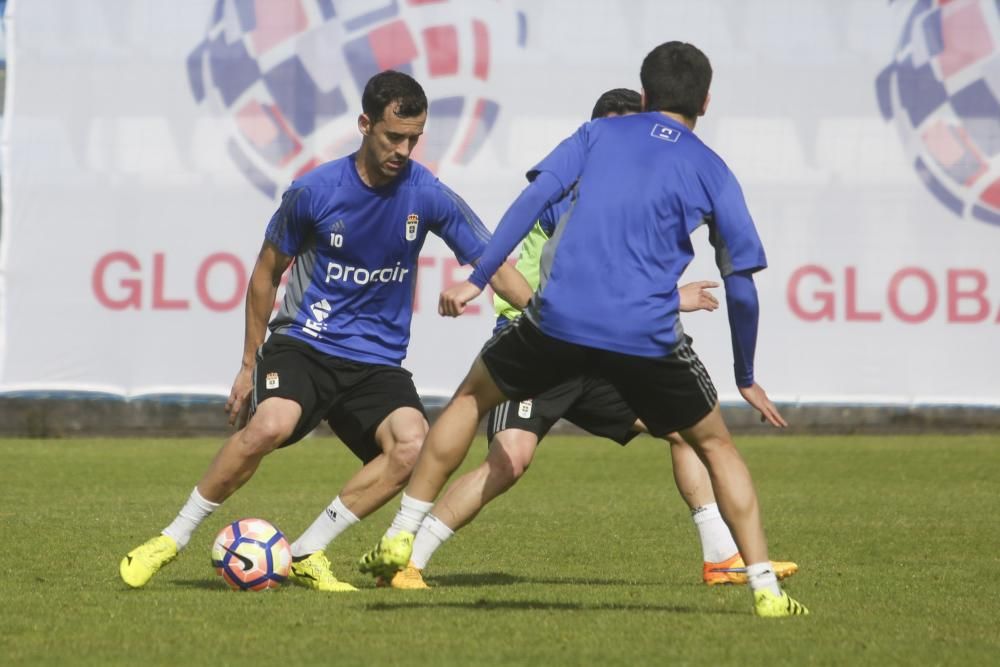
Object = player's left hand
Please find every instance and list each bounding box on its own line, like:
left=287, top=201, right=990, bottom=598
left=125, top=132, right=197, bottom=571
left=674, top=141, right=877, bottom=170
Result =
left=738, top=383, right=788, bottom=428
left=678, top=280, right=720, bottom=312
left=439, top=280, right=483, bottom=317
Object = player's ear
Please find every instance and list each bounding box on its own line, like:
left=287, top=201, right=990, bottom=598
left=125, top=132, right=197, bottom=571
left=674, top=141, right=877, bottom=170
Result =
left=358, top=113, right=372, bottom=136
left=640, top=88, right=648, bottom=112
left=700, top=92, right=711, bottom=117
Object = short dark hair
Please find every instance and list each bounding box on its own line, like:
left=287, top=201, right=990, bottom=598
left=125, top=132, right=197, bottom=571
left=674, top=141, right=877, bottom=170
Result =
left=361, top=70, right=428, bottom=123
left=640, top=41, right=712, bottom=119
left=591, top=88, right=642, bottom=120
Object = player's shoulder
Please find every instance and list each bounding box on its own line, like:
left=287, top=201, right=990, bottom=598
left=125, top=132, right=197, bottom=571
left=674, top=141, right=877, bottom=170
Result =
left=289, top=155, right=354, bottom=191
left=690, top=140, right=739, bottom=191
left=645, top=119, right=735, bottom=187
left=399, top=159, right=440, bottom=189
left=401, top=160, right=467, bottom=207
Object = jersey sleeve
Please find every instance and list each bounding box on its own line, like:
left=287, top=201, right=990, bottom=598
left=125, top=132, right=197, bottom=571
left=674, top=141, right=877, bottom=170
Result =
left=264, top=186, right=313, bottom=256
left=468, top=171, right=564, bottom=289
left=428, top=182, right=492, bottom=265
left=706, top=171, right=767, bottom=277
left=526, top=122, right=590, bottom=191
left=723, top=270, right=760, bottom=387
left=537, top=195, right=568, bottom=236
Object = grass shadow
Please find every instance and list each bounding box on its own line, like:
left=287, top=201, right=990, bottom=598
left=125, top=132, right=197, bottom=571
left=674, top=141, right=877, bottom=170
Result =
left=365, top=598, right=740, bottom=615
left=170, top=578, right=236, bottom=591
left=427, top=571, right=665, bottom=588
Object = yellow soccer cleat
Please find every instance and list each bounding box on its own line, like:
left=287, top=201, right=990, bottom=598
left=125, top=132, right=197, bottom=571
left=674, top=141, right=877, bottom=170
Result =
left=375, top=562, right=429, bottom=590
left=703, top=553, right=798, bottom=586
left=753, top=589, right=809, bottom=618
left=358, top=531, right=414, bottom=579
left=289, top=551, right=358, bottom=592
left=120, top=534, right=179, bottom=588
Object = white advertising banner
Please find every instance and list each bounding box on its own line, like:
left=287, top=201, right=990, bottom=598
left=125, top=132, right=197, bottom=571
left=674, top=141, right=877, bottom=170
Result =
left=1, top=0, right=998, bottom=406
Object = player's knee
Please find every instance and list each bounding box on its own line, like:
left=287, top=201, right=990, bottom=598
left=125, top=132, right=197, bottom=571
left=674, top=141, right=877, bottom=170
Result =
left=387, top=428, right=425, bottom=471
left=506, top=449, right=532, bottom=480
left=663, top=432, right=687, bottom=448
left=489, top=435, right=535, bottom=482
left=242, top=413, right=293, bottom=455
left=688, top=434, right=734, bottom=458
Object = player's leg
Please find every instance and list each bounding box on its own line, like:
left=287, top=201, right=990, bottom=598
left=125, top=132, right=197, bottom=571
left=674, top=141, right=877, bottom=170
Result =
left=289, top=366, right=427, bottom=592
left=676, top=407, right=804, bottom=614
left=337, top=407, right=427, bottom=515
left=356, top=357, right=508, bottom=578
left=409, top=358, right=508, bottom=501
left=119, top=399, right=302, bottom=588
left=433, top=428, right=538, bottom=532
left=408, top=426, right=540, bottom=574
left=120, top=336, right=325, bottom=588
left=194, top=396, right=302, bottom=503
left=598, top=342, right=806, bottom=616
left=659, top=429, right=799, bottom=584
left=359, top=318, right=583, bottom=578
left=288, top=407, right=426, bottom=557
left=423, top=386, right=573, bottom=535
left=584, top=383, right=754, bottom=584
left=404, top=375, right=628, bottom=587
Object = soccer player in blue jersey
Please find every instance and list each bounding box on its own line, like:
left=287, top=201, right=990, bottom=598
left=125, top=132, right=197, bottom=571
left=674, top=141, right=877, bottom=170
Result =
left=119, top=70, right=531, bottom=592
left=360, top=44, right=808, bottom=617
left=380, top=89, right=796, bottom=591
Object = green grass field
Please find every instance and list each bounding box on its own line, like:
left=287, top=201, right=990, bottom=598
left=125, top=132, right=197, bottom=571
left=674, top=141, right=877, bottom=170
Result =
left=2, top=434, right=999, bottom=666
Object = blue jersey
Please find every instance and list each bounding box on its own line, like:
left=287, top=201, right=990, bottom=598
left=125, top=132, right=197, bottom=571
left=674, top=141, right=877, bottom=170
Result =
left=264, top=154, right=491, bottom=365
left=536, top=194, right=566, bottom=237
left=521, top=113, right=767, bottom=357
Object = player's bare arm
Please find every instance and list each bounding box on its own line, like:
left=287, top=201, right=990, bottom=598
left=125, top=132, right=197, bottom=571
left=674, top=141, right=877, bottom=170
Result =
left=678, top=280, right=720, bottom=312
left=439, top=262, right=529, bottom=318
left=226, top=240, right=293, bottom=427
left=487, top=262, right=533, bottom=311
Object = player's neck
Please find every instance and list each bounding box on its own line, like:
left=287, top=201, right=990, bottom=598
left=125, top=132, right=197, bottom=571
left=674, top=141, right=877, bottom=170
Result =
left=354, top=152, right=394, bottom=189
left=659, top=110, right=697, bottom=131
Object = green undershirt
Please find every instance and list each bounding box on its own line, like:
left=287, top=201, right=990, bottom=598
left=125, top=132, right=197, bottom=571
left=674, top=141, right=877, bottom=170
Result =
left=493, top=221, right=550, bottom=321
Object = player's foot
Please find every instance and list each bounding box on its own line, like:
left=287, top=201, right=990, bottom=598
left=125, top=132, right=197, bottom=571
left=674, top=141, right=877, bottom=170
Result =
left=289, top=551, right=358, bottom=592
left=753, top=589, right=809, bottom=618
left=375, top=562, right=429, bottom=590
left=120, top=534, right=179, bottom=588
left=703, top=553, right=798, bottom=586
left=358, top=531, right=414, bottom=578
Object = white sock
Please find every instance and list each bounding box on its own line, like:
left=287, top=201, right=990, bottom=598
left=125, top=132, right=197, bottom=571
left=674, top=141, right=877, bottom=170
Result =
left=410, top=514, right=455, bottom=569
left=387, top=493, right=433, bottom=537
left=162, top=486, right=219, bottom=550
left=691, top=503, right=739, bottom=563
left=290, top=496, right=359, bottom=559
left=746, top=561, right=781, bottom=596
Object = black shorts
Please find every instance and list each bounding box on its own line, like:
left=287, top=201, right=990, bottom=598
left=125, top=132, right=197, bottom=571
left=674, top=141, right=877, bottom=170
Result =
left=480, top=318, right=717, bottom=438
left=251, top=334, right=426, bottom=463
left=485, top=376, right=639, bottom=445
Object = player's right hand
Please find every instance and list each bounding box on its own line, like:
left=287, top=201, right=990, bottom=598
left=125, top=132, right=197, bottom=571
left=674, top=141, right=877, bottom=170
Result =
left=678, top=280, right=720, bottom=312
left=226, top=366, right=254, bottom=428
left=439, top=280, right=483, bottom=317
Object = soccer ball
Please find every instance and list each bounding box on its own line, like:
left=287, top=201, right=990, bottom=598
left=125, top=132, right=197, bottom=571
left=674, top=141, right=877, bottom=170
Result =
left=877, top=0, right=1000, bottom=226
left=211, top=518, right=292, bottom=591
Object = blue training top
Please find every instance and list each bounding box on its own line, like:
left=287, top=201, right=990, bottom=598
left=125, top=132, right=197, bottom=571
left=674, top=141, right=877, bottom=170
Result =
left=265, top=154, right=491, bottom=366
left=471, top=112, right=766, bottom=363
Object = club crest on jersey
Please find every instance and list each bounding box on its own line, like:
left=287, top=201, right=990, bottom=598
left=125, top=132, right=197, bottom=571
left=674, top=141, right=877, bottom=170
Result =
left=265, top=372, right=279, bottom=389
left=518, top=399, right=533, bottom=418
left=405, top=213, right=419, bottom=241
left=651, top=124, right=680, bottom=143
